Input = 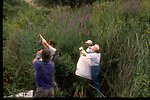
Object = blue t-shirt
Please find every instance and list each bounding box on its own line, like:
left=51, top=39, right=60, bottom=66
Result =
left=33, top=61, right=55, bottom=89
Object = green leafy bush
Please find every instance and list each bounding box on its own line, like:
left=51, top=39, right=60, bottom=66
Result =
left=54, top=53, right=76, bottom=90
left=3, top=0, right=28, bottom=18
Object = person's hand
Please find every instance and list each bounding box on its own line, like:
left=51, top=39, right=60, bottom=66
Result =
left=36, top=49, right=43, bottom=54
left=36, top=49, right=43, bottom=59
left=38, top=34, right=42, bottom=43
left=79, top=47, right=83, bottom=51
left=38, top=34, right=42, bottom=38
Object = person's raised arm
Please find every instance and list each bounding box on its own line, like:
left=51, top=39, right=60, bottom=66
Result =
left=79, top=47, right=88, bottom=56
left=39, top=34, right=56, bottom=52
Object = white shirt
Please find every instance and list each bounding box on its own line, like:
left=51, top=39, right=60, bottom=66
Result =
left=48, top=46, right=56, bottom=56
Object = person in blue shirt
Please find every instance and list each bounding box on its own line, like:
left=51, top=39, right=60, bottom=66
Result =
left=32, top=49, right=55, bottom=97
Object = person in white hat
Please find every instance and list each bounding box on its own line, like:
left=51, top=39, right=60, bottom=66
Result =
left=84, top=40, right=93, bottom=53
left=79, top=44, right=102, bottom=97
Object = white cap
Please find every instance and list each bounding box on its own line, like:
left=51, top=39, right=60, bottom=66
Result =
left=92, top=44, right=100, bottom=51
left=85, top=40, right=93, bottom=45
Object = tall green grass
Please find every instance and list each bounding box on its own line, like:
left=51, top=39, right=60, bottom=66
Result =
left=3, top=0, right=150, bottom=97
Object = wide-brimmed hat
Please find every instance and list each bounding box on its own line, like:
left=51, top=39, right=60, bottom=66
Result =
left=85, top=40, right=93, bottom=45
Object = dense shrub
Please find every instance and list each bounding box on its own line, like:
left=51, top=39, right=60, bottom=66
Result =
left=54, top=52, right=76, bottom=90
left=35, top=0, right=96, bottom=8
left=34, top=0, right=121, bottom=8
left=3, top=0, right=28, bottom=18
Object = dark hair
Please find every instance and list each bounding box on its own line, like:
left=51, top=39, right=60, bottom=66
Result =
left=48, top=40, right=56, bottom=48
left=42, top=49, right=51, bottom=62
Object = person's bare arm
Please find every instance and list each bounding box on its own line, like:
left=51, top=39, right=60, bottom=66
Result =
left=79, top=47, right=88, bottom=56
left=39, top=34, right=56, bottom=52
left=39, top=34, right=50, bottom=49
left=80, top=50, right=88, bottom=56
left=32, top=58, right=39, bottom=64
left=32, top=50, right=43, bottom=64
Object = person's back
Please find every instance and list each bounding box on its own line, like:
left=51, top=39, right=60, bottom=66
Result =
left=33, top=61, right=54, bottom=89
left=32, top=49, right=55, bottom=97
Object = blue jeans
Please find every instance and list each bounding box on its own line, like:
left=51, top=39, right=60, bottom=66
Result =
left=91, top=66, right=102, bottom=94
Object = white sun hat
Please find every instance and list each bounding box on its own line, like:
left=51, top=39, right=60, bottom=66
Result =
left=85, top=40, right=93, bottom=45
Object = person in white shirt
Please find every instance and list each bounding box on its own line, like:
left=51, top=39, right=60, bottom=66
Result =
left=39, top=34, right=57, bottom=57
left=79, top=44, right=102, bottom=97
